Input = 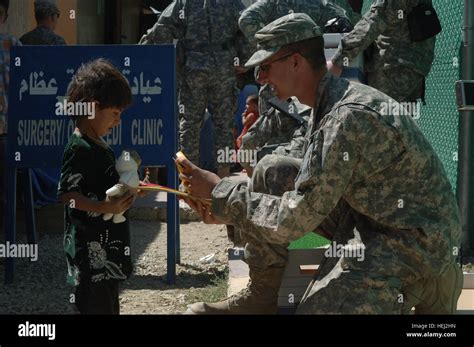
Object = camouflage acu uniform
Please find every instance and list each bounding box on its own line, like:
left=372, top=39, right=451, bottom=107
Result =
left=239, top=0, right=349, bottom=45
left=239, top=0, right=349, bottom=112
left=19, top=26, right=66, bottom=46
left=213, top=72, right=462, bottom=314
left=238, top=0, right=349, bottom=159
left=331, top=0, right=436, bottom=102
left=208, top=12, right=462, bottom=313
left=240, top=97, right=311, bottom=162
left=139, top=0, right=248, bottom=167
left=20, top=1, right=66, bottom=46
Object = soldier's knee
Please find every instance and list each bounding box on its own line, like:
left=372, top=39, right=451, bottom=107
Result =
left=251, top=155, right=298, bottom=195
left=254, top=154, right=279, bottom=174
left=251, top=155, right=279, bottom=191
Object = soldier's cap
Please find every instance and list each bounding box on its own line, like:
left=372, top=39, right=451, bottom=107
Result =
left=245, top=13, right=322, bottom=68
left=34, top=0, right=60, bottom=16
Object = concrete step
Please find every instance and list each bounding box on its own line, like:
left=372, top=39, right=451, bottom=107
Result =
left=226, top=247, right=474, bottom=314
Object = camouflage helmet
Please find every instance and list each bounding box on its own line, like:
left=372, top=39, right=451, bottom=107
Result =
left=245, top=13, right=322, bottom=68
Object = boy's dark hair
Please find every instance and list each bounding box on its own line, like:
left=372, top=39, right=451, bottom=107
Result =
left=66, top=58, right=133, bottom=117
left=0, top=0, right=9, bottom=11
left=246, top=94, right=259, bottom=107
left=280, top=36, right=326, bottom=71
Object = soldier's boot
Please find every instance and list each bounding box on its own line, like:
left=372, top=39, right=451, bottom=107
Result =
left=217, top=166, right=230, bottom=178
left=186, top=266, right=285, bottom=314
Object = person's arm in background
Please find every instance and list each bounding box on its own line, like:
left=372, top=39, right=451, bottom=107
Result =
left=138, top=0, right=185, bottom=44
left=330, top=0, right=414, bottom=70
left=319, top=1, right=352, bottom=27
left=238, top=0, right=276, bottom=45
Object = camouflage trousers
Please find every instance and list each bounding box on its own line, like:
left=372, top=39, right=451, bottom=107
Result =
left=179, top=67, right=237, bottom=168
left=367, top=67, right=425, bottom=103
left=231, top=154, right=463, bottom=314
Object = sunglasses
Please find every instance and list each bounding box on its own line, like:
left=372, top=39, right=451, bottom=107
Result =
left=258, top=52, right=294, bottom=74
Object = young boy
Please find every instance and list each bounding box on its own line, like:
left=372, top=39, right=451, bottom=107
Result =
left=57, top=59, right=135, bottom=314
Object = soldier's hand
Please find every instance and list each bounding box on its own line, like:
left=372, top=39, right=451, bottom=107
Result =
left=175, top=156, right=221, bottom=199
left=182, top=197, right=223, bottom=224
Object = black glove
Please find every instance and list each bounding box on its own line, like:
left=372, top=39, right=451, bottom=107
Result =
left=323, top=17, right=354, bottom=33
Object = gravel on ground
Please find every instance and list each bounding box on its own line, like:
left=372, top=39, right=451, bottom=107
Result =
left=0, top=220, right=231, bottom=314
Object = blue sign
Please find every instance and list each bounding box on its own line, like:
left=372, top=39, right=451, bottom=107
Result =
left=7, top=45, right=177, bottom=168
left=5, top=45, right=180, bottom=284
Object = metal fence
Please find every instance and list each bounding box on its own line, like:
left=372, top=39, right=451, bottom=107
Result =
left=361, top=0, right=463, bottom=191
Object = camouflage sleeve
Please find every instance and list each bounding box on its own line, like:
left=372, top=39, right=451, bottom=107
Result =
left=328, top=0, right=362, bottom=25
left=234, top=1, right=253, bottom=64
left=238, top=0, right=276, bottom=44
left=211, top=108, right=359, bottom=244
left=331, top=0, right=413, bottom=67
left=138, top=0, right=185, bottom=44
left=320, top=1, right=351, bottom=26
left=236, top=31, right=254, bottom=65
left=240, top=114, right=272, bottom=152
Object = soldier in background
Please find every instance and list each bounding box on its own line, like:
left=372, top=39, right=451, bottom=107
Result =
left=18, top=0, right=66, bottom=209
left=328, top=0, right=438, bottom=103
left=19, top=0, right=66, bottom=46
left=140, top=0, right=250, bottom=178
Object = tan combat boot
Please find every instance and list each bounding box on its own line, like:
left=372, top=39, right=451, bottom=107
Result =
left=185, top=266, right=285, bottom=314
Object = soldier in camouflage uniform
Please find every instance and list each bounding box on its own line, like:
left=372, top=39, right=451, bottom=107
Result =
left=139, top=0, right=249, bottom=177
left=19, top=0, right=66, bottom=46
left=239, top=0, right=350, bottom=114
left=238, top=0, right=351, bottom=167
left=179, top=14, right=463, bottom=314
left=234, top=0, right=351, bottom=249
left=329, top=0, right=436, bottom=102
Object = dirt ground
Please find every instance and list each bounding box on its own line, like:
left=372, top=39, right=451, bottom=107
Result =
left=0, top=220, right=231, bottom=315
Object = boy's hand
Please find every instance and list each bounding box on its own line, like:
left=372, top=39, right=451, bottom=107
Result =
left=136, top=189, right=149, bottom=197
left=105, top=192, right=135, bottom=214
